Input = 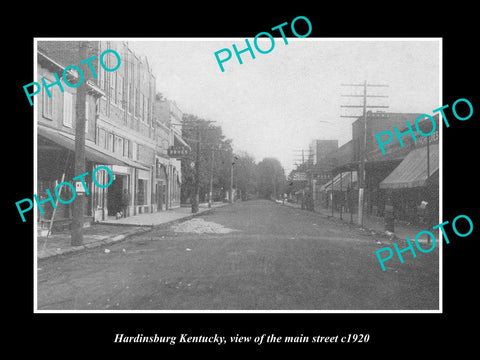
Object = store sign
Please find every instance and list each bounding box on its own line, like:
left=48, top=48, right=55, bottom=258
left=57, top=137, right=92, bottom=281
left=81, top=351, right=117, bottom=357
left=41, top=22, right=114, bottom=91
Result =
left=292, top=172, right=307, bottom=181
left=415, top=129, right=439, bottom=147
left=168, top=146, right=190, bottom=158
left=75, top=181, right=86, bottom=193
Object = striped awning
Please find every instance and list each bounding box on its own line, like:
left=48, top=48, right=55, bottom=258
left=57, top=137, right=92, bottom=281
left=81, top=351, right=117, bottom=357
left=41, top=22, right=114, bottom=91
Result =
left=321, top=171, right=358, bottom=192
left=380, top=144, right=439, bottom=189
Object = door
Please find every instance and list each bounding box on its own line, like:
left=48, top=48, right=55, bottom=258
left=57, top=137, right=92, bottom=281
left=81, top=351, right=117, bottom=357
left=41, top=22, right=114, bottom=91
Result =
left=107, top=175, right=123, bottom=215
left=157, top=183, right=163, bottom=211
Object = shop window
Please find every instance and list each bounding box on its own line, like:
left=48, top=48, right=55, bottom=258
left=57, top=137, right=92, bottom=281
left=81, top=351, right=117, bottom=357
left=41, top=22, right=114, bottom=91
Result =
left=137, top=179, right=147, bottom=205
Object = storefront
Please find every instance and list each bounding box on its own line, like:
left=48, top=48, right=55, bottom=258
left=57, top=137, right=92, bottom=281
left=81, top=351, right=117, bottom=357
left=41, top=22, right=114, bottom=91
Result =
left=379, top=143, right=439, bottom=225
left=37, top=124, right=142, bottom=231
left=106, top=165, right=131, bottom=218
left=321, top=171, right=358, bottom=213
left=155, top=159, right=168, bottom=211
left=135, top=168, right=151, bottom=214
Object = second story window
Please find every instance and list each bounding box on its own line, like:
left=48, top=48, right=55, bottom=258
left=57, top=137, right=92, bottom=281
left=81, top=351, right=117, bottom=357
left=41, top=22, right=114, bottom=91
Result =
left=115, top=136, right=124, bottom=156
left=97, top=128, right=106, bottom=149
left=111, top=71, right=117, bottom=105
left=124, top=139, right=130, bottom=158
left=129, top=83, right=134, bottom=114
left=107, top=133, right=114, bottom=152
left=63, top=92, right=73, bottom=128
left=135, top=88, right=140, bottom=118
left=85, top=100, right=89, bottom=134
left=119, top=76, right=124, bottom=109
left=42, top=84, right=53, bottom=120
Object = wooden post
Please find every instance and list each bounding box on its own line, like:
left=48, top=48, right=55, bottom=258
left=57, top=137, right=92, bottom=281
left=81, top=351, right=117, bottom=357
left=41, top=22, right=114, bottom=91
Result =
left=71, top=41, right=88, bottom=246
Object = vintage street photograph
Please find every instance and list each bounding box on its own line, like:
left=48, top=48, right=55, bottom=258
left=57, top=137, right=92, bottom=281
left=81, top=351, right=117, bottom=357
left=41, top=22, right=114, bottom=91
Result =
left=33, top=38, right=441, bottom=312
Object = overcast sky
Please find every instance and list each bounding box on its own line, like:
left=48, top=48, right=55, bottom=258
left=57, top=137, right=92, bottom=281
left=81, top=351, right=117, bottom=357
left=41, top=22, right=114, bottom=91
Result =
left=129, top=38, right=440, bottom=173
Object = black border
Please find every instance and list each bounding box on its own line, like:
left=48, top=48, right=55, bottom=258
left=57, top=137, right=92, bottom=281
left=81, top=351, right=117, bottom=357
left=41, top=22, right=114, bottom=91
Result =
left=8, top=5, right=479, bottom=355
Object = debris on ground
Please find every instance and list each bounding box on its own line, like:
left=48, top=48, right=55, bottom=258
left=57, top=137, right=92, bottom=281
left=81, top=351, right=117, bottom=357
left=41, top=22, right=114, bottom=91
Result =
left=104, top=249, right=110, bottom=254
left=171, top=218, right=238, bottom=234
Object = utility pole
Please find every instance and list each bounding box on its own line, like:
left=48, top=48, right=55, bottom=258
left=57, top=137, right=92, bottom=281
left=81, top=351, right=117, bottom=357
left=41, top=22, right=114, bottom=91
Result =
left=208, top=148, right=214, bottom=208
left=272, top=168, right=277, bottom=200
left=230, top=155, right=235, bottom=203
left=71, top=41, right=88, bottom=246
left=192, top=126, right=201, bottom=213
left=178, top=119, right=216, bottom=213
left=341, top=81, right=388, bottom=227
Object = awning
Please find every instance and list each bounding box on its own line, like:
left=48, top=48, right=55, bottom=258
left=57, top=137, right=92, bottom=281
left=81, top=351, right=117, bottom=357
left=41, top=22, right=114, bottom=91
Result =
left=322, top=171, right=358, bottom=192
left=38, top=125, right=149, bottom=170
left=380, top=144, right=439, bottom=189
left=173, top=131, right=191, bottom=149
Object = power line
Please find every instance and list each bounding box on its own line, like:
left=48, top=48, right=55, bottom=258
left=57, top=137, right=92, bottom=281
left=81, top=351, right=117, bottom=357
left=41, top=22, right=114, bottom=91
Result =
left=340, top=81, right=389, bottom=227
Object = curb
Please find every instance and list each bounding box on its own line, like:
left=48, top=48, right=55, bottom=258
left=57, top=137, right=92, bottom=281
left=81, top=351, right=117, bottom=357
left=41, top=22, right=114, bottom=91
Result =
left=37, top=204, right=228, bottom=261
left=37, top=228, right=152, bottom=261
left=280, top=202, right=432, bottom=245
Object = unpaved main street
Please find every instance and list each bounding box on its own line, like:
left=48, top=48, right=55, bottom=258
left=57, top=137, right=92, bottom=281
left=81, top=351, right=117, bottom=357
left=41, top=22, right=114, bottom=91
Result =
left=37, top=200, right=439, bottom=310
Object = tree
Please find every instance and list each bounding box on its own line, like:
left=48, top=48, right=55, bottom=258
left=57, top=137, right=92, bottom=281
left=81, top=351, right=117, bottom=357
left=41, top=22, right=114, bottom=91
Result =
left=256, top=157, right=285, bottom=200
left=233, top=152, right=257, bottom=200
left=180, top=114, right=233, bottom=204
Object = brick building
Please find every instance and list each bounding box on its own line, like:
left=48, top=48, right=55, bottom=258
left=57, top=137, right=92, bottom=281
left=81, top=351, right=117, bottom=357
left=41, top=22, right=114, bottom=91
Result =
left=309, top=139, right=338, bottom=165
left=36, top=40, right=161, bottom=230
left=93, top=41, right=157, bottom=218
left=155, top=99, right=188, bottom=209
left=36, top=48, right=106, bottom=233
left=316, top=111, right=439, bottom=224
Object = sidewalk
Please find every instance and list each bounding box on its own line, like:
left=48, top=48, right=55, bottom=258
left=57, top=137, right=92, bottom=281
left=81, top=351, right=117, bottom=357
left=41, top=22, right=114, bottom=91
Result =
left=282, top=201, right=438, bottom=244
left=99, top=202, right=226, bottom=226
left=37, top=202, right=228, bottom=260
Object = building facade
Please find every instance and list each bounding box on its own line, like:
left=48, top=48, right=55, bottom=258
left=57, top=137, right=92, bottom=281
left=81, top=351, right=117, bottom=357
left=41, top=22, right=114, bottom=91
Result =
left=36, top=47, right=105, bottom=233
left=309, top=139, right=338, bottom=165
left=155, top=98, right=188, bottom=209
left=36, top=40, right=188, bottom=233
left=93, top=41, right=157, bottom=218
left=316, top=111, right=439, bottom=224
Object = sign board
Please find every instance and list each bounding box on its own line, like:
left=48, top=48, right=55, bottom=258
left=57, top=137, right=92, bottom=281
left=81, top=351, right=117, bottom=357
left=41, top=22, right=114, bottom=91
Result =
left=292, top=172, right=307, bottom=181
left=168, top=145, right=190, bottom=158
left=75, top=181, right=86, bottom=193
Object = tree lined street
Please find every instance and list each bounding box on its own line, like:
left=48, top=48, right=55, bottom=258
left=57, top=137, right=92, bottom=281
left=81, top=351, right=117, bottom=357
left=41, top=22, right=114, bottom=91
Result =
left=37, top=199, right=438, bottom=310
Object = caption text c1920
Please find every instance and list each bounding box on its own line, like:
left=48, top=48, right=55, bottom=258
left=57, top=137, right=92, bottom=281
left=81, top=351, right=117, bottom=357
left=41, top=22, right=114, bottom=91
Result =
left=113, top=333, right=370, bottom=345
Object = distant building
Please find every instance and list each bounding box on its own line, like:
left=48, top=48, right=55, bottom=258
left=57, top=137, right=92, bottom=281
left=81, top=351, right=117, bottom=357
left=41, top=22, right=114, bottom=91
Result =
left=309, top=139, right=338, bottom=165
left=351, top=111, right=423, bottom=162
left=155, top=99, right=189, bottom=209
left=317, top=111, right=439, bottom=224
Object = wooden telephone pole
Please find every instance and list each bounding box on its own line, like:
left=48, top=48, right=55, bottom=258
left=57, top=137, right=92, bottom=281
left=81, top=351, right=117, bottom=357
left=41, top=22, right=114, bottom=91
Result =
left=180, top=119, right=215, bottom=213
left=341, top=81, right=388, bottom=227
left=71, top=41, right=88, bottom=246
